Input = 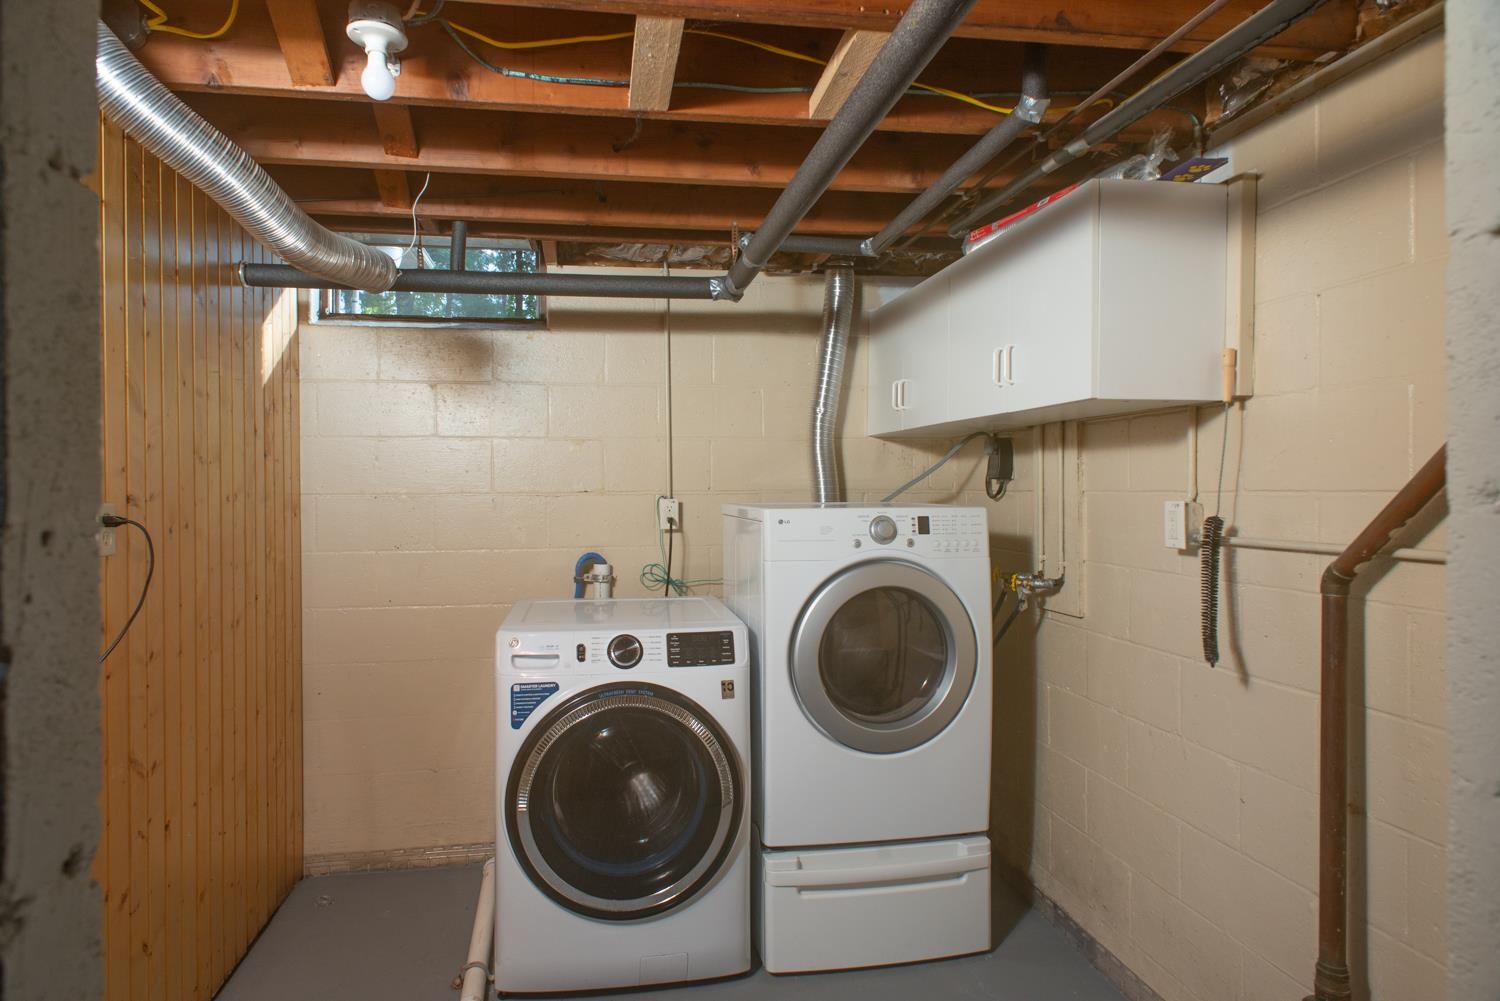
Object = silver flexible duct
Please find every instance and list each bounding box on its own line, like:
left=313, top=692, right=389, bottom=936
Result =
left=811, top=267, right=857, bottom=505
left=95, top=22, right=397, bottom=292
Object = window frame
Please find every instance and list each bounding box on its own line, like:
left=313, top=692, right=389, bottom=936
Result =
left=309, top=233, right=547, bottom=329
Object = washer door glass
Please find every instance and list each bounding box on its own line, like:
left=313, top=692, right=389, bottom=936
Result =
left=792, top=560, right=978, bottom=754
left=506, top=684, right=742, bottom=921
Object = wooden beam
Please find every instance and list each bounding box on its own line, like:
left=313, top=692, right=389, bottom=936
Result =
left=450, top=0, right=1359, bottom=59
left=184, top=95, right=997, bottom=193
left=372, top=169, right=412, bottom=208
left=370, top=104, right=420, bottom=158
left=186, top=92, right=1182, bottom=193
left=262, top=0, right=334, bottom=87
left=627, top=16, right=685, bottom=112
left=266, top=166, right=919, bottom=236
left=809, top=30, right=888, bottom=119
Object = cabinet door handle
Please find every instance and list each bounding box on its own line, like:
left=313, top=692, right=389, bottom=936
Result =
left=992, top=347, right=1009, bottom=388
left=1003, top=344, right=1016, bottom=386
left=891, top=379, right=910, bottom=411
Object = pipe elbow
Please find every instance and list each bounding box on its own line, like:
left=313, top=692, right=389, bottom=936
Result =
left=1320, top=564, right=1353, bottom=596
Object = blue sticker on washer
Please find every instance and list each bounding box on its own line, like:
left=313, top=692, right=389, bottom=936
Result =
left=510, top=682, right=559, bottom=730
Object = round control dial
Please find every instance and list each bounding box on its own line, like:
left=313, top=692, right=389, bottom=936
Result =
left=607, top=633, right=643, bottom=669
left=868, top=515, right=899, bottom=545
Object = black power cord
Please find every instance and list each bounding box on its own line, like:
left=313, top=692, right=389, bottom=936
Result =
left=99, top=515, right=154, bottom=664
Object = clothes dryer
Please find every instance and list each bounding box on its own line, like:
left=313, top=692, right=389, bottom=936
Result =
left=723, top=504, right=993, bottom=972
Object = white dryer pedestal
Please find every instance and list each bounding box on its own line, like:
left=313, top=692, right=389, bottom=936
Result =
left=755, top=835, right=991, bottom=973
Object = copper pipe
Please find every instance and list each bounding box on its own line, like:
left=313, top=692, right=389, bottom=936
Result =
left=1309, top=444, right=1446, bottom=1001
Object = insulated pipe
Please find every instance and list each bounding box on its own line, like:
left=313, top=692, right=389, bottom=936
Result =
left=95, top=22, right=398, bottom=292
left=1310, top=444, right=1446, bottom=1001
left=765, top=45, right=1049, bottom=260
left=239, top=262, right=719, bottom=299
left=450, top=220, right=468, bottom=270
left=950, top=0, right=1331, bottom=236
left=723, top=0, right=979, bottom=297
left=811, top=267, right=857, bottom=504
left=458, top=859, right=496, bottom=1001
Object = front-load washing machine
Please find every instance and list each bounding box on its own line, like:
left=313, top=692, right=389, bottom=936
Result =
left=723, top=503, right=993, bottom=972
left=495, top=597, right=751, bottom=993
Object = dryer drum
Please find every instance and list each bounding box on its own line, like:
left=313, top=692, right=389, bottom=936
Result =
left=790, top=559, right=979, bottom=755
left=506, top=684, right=744, bottom=921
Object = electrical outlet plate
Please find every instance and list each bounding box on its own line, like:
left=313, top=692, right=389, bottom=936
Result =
left=1164, top=500, right=1203, bottom=550
left=657, top=497, right=681, bottom=532
left=97, top=503, right=118, bottom=557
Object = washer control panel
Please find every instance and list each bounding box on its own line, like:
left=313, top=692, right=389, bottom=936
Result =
left=532, top=628, right=741, bottom=670
left=667, top=630, right=736, bottom=667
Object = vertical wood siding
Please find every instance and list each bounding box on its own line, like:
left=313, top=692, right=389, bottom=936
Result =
left=97, top=120, right=303, bottom=1001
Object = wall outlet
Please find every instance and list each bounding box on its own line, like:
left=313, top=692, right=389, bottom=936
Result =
left=1164, top=500, right=1203, bottom=550
left=658, top=497, right=681, bottom=532
left=97, top=503, right=118, bottom=557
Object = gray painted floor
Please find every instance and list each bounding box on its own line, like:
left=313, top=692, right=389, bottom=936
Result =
left=217, top=865, right=1125, bottom=1001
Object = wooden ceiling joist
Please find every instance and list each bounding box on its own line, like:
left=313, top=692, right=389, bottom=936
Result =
left=371, top=103, right=420, bottom=158
left=372, top=168, right=413, bottom=208
left=451, top=0, right=1357, bottom=60
left=184, top=95, right=1005, bottom=193
left=262, top=0, right=334, bottom=86
left=627, top=16, right=685, bottom=112
left=268, top=165, right=919, bottom=236
left=809, top=30, right=888, bottom=120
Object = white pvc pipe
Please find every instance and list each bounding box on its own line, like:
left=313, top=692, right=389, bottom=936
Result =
left=1221, top=536, right=1447, bottom=564
left=460, top=858, right=497, bottom=1001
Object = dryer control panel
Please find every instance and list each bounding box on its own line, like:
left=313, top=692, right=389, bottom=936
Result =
left=741, top=505, right=988, bottom=561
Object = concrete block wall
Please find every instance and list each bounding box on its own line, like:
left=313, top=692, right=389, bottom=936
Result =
left=1023, top=35, right=1449, bottom=1001
left=297, top=273, right=1021, bottom=860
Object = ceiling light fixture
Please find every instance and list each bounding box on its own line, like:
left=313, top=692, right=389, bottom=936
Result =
left=346, top=2, right=407, bottom=102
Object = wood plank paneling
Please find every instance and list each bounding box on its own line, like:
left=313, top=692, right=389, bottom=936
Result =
left=97, top=120, right=302, bottom=1001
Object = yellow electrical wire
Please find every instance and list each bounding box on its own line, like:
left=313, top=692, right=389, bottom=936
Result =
left=137, top=0, right=239, bottom=40
left=683, top=28, right=825, bottom=67
left=444, top=20, right=634, bottom=51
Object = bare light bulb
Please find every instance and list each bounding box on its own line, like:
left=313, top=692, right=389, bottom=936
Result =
left=346, top=2, right=407, bottom=102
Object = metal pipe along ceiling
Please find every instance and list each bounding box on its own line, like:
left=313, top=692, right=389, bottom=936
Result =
left=771, top=42, right=1050, bottom=260
left=949, top=0, right=1332, bottom=235
left=95, top=22, right=399, bottom=293
left=720, top=0, right=980, bottom=296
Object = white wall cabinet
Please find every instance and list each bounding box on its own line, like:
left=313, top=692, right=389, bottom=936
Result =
left=867, top=179, right=1234, bottom=437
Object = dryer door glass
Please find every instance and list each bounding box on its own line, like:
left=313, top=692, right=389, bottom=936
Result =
left=506, top=684, right=743, bottom=921
left=819, top=587, right=948, bottom=724
left=792, top=559, right=978, bottom=754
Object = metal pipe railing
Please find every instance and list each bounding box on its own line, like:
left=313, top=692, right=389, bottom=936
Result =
left=949, top=0, right=1332, bottom=236
left=239, top=262, right=720, bottom=299
left=1311, top=443, right=1446, bottom=1001
left=721, top=0, right=979, bottom=295
left=753, top=43, right=1049, bottom=260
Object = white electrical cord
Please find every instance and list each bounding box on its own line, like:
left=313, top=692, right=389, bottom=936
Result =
left=405, top=170, right=432, bottom=263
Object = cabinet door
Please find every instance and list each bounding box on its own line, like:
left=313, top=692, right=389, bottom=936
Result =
left=866, top=280, right=948, bottom=435
left=947, top=189, right=1096, bottom=420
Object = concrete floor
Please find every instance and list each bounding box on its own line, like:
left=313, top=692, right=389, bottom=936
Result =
left=217, top=865, right=1126, bottom=1001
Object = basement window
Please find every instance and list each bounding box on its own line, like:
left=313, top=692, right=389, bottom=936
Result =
left=312, top=235, right=544, bottom=326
